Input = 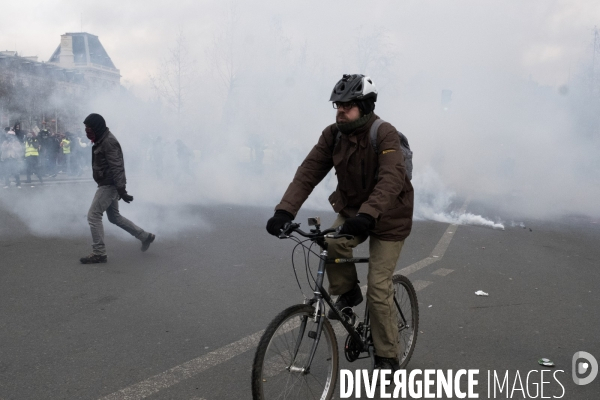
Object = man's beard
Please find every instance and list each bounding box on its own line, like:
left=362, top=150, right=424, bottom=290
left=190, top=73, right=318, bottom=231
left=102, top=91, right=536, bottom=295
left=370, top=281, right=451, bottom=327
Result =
left=336, top=113, right=349, bottom=124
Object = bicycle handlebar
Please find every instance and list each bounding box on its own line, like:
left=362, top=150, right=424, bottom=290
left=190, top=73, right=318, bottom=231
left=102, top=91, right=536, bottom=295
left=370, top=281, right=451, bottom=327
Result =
left=278, top=222, right=354, bottom=241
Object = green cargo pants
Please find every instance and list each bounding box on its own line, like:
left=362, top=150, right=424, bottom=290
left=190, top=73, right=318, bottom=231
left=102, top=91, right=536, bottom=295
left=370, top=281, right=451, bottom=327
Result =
left=325, top=214, right=405, bottom=359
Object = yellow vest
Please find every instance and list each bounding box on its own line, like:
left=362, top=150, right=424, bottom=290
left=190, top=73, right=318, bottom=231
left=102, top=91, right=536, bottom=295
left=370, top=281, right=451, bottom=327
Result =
left=62, top=139, right=71, bottom=154
left=25, top=141, right=39, bottom=157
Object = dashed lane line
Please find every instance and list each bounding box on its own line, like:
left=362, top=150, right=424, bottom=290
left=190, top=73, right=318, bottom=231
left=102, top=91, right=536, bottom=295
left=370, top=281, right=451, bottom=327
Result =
left=397, top=198, right=469, bottom=277
left=411, top=280, right=434, bottom=291
left=98, top=199, right=469, bottom=400
left=432, top=268, right=454, bottom=277
left=98, top=331, right=265, bottom=400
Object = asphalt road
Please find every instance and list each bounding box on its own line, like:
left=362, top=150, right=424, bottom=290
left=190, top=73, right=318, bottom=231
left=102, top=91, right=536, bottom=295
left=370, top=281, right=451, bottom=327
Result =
left=1, top=184, right=599, bottom=399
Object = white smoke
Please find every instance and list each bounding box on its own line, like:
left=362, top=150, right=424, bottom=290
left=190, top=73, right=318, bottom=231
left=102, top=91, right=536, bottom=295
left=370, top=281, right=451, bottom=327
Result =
left=3, top=0, right=600, bottom=240
left=413, top=167, right=505, bottom=229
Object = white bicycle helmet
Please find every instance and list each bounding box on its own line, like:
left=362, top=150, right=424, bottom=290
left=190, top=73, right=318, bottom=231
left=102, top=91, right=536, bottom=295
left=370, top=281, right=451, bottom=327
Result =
left=329, top=74, right=378, bottom=113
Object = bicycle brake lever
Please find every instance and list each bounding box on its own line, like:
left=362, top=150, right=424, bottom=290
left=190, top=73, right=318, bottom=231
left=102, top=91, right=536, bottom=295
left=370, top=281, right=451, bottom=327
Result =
left=278, top=222, right=299, bottom=239
left=278, top=228, right=291, bottom=239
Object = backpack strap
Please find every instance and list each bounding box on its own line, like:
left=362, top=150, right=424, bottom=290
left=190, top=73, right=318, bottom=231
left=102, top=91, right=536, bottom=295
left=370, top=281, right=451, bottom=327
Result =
left=330, top=130, right=342, bottom=154
left=369, top=119, right=386, bottom=154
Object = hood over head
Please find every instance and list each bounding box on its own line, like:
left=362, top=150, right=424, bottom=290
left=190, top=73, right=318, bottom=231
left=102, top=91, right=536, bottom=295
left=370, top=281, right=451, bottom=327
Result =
left=83, top=113, right=107, bottom=136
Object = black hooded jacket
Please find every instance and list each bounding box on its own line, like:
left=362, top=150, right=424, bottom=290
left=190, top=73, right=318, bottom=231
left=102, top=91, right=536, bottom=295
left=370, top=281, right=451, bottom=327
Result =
left=91, top=128, right=127, bottom=189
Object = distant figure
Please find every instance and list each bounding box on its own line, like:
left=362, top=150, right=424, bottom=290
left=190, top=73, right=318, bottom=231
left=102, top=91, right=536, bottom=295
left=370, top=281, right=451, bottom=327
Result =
left=24, top=132, right=43, bottom=184
left=13, top=122, right=25, bottom=143
left=73, top=134, right=89, bottom=176
left=38, top=126, right=52, bottom=175
left=80, top=113, right=155, bottom=264
left=47, top=132, right=61, bottom=177
left=60, top=134, right=72, bottom=175
left=1, top=130, right=23, bottom=188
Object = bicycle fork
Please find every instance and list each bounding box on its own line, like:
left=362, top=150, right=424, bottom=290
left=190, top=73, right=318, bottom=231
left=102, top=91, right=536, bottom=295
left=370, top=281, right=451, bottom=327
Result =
left=289, top=248, right=365, bottom=374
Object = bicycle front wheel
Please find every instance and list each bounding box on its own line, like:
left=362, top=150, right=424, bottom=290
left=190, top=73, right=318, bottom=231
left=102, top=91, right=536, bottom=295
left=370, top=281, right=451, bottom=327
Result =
left=251, top=304, right=338, bottom=400
left=393, top=274, right=419, bottom=368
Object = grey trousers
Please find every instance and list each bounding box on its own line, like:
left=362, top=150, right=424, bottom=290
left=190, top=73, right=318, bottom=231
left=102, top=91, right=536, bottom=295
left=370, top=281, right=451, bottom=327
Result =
left=87, top=185, right=149, bottom=256
left=325, top=214, right=405, bottom=359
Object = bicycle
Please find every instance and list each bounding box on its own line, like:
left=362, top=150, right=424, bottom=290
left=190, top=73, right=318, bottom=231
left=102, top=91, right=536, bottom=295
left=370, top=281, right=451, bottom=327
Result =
left=252, top=217, right=419, bottom=400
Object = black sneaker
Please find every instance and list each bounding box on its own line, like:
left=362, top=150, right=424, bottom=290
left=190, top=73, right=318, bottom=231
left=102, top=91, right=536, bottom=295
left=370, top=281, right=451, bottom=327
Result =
left=374, top=356, right=401, bottom=372
left=80, top=253, right=107, bottom=264
left=327, top=284, right=363, bottom=320
left=141, top=233, right=155, bottom=252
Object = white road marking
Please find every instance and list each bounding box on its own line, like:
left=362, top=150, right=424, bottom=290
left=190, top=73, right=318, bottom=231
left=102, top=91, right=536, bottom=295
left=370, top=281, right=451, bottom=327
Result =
left=432, top=268, right=454, bottom=276
left=397, top=198, right=469, bottom=277
left=98, top=199, right=469, bottom=399
left=411, top=280, right=434, bottom=291
left=397, top=256, right=439, bottom=276
left=98, top=331, right=265, bottom=400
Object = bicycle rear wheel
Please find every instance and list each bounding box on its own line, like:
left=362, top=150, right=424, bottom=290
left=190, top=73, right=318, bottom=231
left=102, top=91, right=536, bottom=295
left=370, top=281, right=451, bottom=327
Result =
left=392, top=274, right=419, bottom=368
left=251, top=304, right=338, bottom=400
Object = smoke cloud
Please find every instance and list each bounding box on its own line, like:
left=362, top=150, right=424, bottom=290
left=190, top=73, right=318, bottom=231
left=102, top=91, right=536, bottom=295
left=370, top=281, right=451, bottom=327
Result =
left=2, top=0, right=600, bottom=240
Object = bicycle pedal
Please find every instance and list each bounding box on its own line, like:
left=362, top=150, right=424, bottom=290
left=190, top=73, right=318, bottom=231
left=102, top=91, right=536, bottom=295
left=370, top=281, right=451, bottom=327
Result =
left=308, top=331, right=317, bottom=339
left=343, top=313, right=356, bottom=326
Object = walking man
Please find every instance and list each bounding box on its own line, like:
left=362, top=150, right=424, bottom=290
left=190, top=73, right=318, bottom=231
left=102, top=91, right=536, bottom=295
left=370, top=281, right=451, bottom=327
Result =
left=266, top=74, right=414, bottom=371
left=80, top=113, right=155, bottom=264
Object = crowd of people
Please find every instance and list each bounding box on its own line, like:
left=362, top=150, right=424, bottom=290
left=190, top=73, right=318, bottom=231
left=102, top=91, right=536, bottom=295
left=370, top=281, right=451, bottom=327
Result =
left=0, top=122, right=90, bottom=188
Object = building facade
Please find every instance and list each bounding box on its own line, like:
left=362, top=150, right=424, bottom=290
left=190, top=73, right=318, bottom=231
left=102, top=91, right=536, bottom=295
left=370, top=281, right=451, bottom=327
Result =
left=0, top=32, right=120, bottom=131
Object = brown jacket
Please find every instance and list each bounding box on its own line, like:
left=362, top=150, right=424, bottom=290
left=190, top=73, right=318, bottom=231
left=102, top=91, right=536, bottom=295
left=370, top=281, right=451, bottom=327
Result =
left=276, top=113, right=414, bottom=241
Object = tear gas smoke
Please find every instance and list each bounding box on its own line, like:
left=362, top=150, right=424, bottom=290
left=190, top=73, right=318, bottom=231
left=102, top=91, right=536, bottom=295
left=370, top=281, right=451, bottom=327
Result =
left=2, top=0, right=600, bottom=240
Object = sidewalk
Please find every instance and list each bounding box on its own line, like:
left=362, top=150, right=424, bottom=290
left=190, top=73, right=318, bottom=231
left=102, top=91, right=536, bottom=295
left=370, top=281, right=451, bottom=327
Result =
left=8, top=170, right=94, bottom=187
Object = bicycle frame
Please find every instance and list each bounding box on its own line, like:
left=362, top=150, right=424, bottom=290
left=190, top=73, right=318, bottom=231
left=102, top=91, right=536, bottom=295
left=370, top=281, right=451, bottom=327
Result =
left=299, top=239, right=372, bottom=372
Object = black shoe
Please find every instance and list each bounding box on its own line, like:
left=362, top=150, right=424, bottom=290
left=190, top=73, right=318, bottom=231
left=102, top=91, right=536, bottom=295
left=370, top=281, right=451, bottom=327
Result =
left=141, top=233, right=155, bottom=252
left=327, top=284, right=363, bottom=320
left=374, top=356, right=401, bottom=372
left=80, top=253, right=107, bottom=264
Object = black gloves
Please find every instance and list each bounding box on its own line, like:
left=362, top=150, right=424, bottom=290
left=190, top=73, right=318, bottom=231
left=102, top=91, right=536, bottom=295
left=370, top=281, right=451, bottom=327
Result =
left=117, top=187, right=134, bottom=203
left=339, top=214, right=375, bottom=236
left=266, top=210, right=294, bottom=236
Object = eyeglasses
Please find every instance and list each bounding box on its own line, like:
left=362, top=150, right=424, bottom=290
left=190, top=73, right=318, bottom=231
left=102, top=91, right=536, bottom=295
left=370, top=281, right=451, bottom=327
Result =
left=332, top=101, right=356, bottom=110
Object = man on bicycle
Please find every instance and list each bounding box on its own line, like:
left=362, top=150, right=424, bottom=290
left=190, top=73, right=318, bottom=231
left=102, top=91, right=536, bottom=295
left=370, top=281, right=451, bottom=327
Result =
left=266, top=74, right=414, bottom=371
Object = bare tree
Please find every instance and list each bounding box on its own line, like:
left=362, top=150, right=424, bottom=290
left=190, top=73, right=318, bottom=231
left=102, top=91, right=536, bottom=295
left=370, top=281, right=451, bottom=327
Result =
left=206, top=1, right=239, bottom=101
left=150, top=30, right=196, bottom=123
left=355, top=27, right=397, bottom=87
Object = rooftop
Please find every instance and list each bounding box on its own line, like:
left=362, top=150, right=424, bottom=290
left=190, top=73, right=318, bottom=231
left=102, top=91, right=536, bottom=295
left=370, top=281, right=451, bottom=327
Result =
left=49, top=32, right=116, bottom=69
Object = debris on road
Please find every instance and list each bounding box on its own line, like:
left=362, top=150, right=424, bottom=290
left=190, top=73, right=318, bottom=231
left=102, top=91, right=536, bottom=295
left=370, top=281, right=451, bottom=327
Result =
left=538, top=358, right=555, bottom=367
left=475, top=290, right=489, bottom=296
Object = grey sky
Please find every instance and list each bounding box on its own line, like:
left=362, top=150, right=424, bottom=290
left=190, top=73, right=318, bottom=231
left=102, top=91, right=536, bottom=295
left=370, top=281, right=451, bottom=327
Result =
left=2, top=1, right=598, bottom=88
